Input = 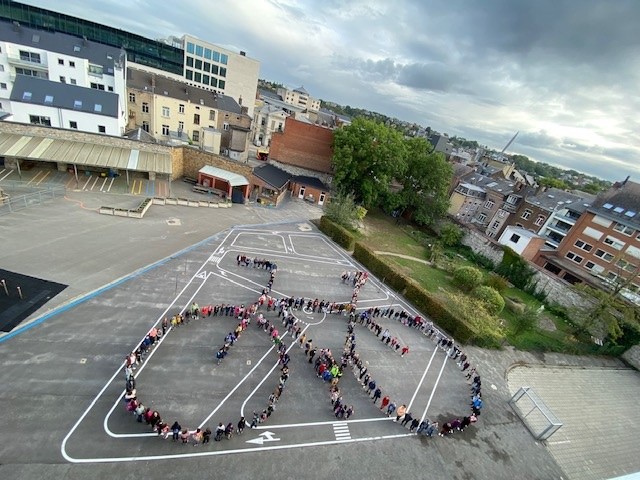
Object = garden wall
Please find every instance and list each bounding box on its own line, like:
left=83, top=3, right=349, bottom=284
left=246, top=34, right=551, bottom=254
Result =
left=622, top=345, right=640, bottom=371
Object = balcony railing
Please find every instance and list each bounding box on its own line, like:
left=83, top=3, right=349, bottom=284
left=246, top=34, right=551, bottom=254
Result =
left=6, top=54, right=48, bottom=70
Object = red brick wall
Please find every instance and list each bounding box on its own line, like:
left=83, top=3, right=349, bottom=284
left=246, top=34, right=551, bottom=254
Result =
left=269, top=118, right=333, bottom=174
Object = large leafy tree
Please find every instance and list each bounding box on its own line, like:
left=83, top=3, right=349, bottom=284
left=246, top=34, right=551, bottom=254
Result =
left=332, top=117, right=407, bottom=207
left=394, top=137, right=453, bottom=225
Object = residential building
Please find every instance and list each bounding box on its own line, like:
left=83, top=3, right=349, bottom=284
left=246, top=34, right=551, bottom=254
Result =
left=252, top=103, right=288, bottom=147
left=498, top=226, right=547, bottom=261
left=276, top=86, right=320, bottom=112
left=0, top=20, right=126, bottom=134
left=126, top=67, right=251, bottom=161
left=180, top=34, right=259, bottom=116
left=535, top=178, right=640, bottom=304
left=427, top=133, right=453, bottom=156
left=503, top=187, right=595, bottom=249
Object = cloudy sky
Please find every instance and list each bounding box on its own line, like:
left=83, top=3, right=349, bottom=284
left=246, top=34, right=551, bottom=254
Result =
left=23, top=0, right=640, bottom=181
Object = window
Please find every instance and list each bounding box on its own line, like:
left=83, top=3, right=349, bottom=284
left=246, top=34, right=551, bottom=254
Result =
left=0, top=65, right=3, bottom=72
left=193, top=113, right=200, bottom=125
left=574, top=239, right=593, bottom=252
left=69, top=61, right=75, bottom=68
left=565, top=252, right=584, bottom=264
left=484, top=200, right=495, bottom=209
left=192, top=131, right=200, bottom=142
left=534, top=215, right=546, bottom=226
left=616, top=259, right=637, bottom=273
left=203, top=62, right=210, bottom=72
left=603, top=236, right=625, bottom=250
left=218, top=80, right=225, bottom=89
left=129, top=92, right=136, bottom=103
left=220, top=53, right=228, bottom=64
left=194, top=72, right=201, bottom=83
left=594, top=249, right=615, bottom=262
left=203, top=74, right=210, bottom=85
left=491, top=220, right=500, bottom=229
left=211, top=65, right=219, bottom=75
left=94, top=104, right=102, bottom=113
left=585, top=261, right=595, bottom=270
left=606, top=271, right=619, bottom=282
left=195, top=59, right=202, bottom=70
left=88, top=64, right=103, bottom=76
left=613, top=206, right=624, bottom=213
left=179, top=104, right=185, bottom=114
left=521, top=209, right=532, bottom=220
left=506, top=195, right=518, bottom=205
left=209, top=110, right=215, bottom=121
left=186, top=56, right=194, bottom=68
left=22, top=91, right=32, bottom=101
left=69, top=121, right=77, bottom=129
left=0, top=83, right=7, bottom=90
left=142, top=121, right=149, bottom=132
left=142, top=102, right=149, bottom=113
left=195, top=45, right=204, bottom=57
left=477, top=213, right=487, bottom=223
left=219, top=67, right=227, bottom=77
left=213, top=51, right=220, bottom=62
left=98, top=125, right=106, bottom=133
left=613, top=223, right=635, bottom=236
left=210, top=77, right=218, bottom=88
left=60, top=76, right=66, bottom=83
left=91, top=83, right=104, bottom=90
left=58, top=58, right=64, bottom=65
left=186, top=42, right=195, bottom=54
left=29, top=115, right=51, bottom=126
left=19, top=50, right=41, bottom=63
left=108, top=86, right=113, bottom=92
left=178, top=121, right=184, bottom=131
left=204, top=48, right=212, bottom=59
left=162, top=124, right=170, bottom=136
left=73, top=100, right=82, bottom=109
left=223, top=122, right=229, bottom=131
left=70, top=78, right=77, bottom=85
left=44, top=95, right=53, bottom=104
left=162, top=106, right=170, bottom=117
left=186, top=69, right=193, bottom=80
left=510, top=233, right=521, bottom=243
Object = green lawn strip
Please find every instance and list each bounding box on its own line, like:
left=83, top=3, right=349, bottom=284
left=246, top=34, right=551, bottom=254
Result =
left=385, top=256, right=454, bottom=293
left=360, top=210, right=425, bottom=256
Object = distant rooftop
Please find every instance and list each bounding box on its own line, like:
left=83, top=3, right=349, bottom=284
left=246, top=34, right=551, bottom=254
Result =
left=589, top=178, right=640, bottom=229
left=525, top=187, right=595, bottom=212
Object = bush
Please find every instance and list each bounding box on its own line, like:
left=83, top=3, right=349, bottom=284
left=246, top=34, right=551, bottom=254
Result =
left=473, top=286, right=505, bottom=315
left=440, top=222, right=463, bottom=247
left=509, top=307, right=539, bottom=336
left=324, top=193, right=360, bottom=229
left=319, top=216, right=356, bottom=250
left=484, top=274, right=509, bottom=293
left=442, top=291, right=505, bottom=348
left=496, top=247, right=535, bottom=290
left=453, top=266, right=483, bottom=290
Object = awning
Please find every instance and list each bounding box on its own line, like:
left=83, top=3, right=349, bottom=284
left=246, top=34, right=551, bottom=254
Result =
left=199, top=165, right=249, bottom=186
left=0, top=132, right=172, bottom=175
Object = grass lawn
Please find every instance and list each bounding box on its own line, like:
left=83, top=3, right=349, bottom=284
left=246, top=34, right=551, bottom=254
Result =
left=385, top=256, right=454, bottom=293
left=359, top=210, right=426, bottom=257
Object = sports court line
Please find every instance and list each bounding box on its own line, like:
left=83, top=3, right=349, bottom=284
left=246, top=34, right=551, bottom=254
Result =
left=255, top=416, right=394, bottom=430
left=406, top=347, right=439, bottom=412
left=419, top=353, right=448, bottom=423
left=231, top=231, right=288, bottom=253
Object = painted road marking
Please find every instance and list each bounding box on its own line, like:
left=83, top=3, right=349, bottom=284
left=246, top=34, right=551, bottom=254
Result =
left=333, top=422, right=351, bottom=440
left=26, top=171, right=43, bottom=185
left=130, top=180, right=137, bottom=195
left=90, top=176, right=100, bottom=190
left=419, top=353, right=448, bottom=423
left=107, top=177, right=115, bottom=192
left=0, top=169, right=14, bottom=182
left=246, top=431, right=281, bottom=445
left=36, top=170, right=51, bottom=185
left=137, top=180, right=143, bottom=195
left=100, top=177, right=108, bottom=191
left=82, top=176, right=92, bottom=190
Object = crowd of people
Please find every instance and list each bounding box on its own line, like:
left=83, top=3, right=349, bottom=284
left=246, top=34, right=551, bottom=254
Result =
left=120, top=251, right=484, bottom=447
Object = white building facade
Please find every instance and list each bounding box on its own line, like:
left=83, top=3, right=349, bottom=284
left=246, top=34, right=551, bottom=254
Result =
left=0, top=22, right=127, bottom=134
left=276, top=86, right=320, bottom=112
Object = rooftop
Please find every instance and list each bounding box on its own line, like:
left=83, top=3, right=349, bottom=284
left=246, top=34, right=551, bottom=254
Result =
left=525, top=187, right=595, bottom=212
left=589, top=178, right=640, bottom=229
left=127, top=67, right=245, bottom=116
left=253, top=163, right=291, bottom=190
left=10, top=75, right=119, bottom=117
left=0, top=20, right=122, bottom=73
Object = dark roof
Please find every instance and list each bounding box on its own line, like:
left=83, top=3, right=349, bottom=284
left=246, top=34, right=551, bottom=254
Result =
left=589, top=179, right=640, bottom=229
left=258, top=88, right=282, bottom=100
left=10, top=75, right=119, bottom=117
left=293, top=86, right=308, bottom=95
left=253, top=163, right=291, bottom=189
left=0, top=21, right=122, bottom=74
left=459, top=171, right=518, bottom=196
left=525, top=187, right=595, bottom=213
left=127, top=68, right=244, bottom=115
left=292, top=174, right=329, bottom=191
left=123, top=127, right=157, bottom=143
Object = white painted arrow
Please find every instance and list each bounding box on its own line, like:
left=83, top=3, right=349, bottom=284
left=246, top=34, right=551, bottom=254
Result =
left=246, top=431, right=281, bottom=445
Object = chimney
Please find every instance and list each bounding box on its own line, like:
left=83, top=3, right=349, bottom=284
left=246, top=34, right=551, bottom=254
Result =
left=238, top=95, right=242, bottom=106
left=240, top=51, right=246, bottom=56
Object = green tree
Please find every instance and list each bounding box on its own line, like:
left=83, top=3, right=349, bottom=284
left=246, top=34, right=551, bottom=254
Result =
left=323, top=192, right=360, bottom=229
left=332, top=117, right=407, bottom=207
left=453, top=266, right=483, bottom=290
left=473, top=285, right=505, bottom=315
left=538, top=177, right=569, bottom=190
left=439, top=222, right=463, bottom=247
left=394, top=137, right=452, bottom=226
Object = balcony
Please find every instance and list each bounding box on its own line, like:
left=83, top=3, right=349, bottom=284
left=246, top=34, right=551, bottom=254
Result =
left=545, top=221, right=572, bottom=235
left=7, top=54, right=48, bottom=70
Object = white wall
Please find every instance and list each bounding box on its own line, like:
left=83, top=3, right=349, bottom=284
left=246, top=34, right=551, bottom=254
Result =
left=498, top=226, right=531, bottom=255
left=8, top=101, right=121, bottom=136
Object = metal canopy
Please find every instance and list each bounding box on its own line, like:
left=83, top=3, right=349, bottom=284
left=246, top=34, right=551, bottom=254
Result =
left=199, top=165, right=249, bottom=186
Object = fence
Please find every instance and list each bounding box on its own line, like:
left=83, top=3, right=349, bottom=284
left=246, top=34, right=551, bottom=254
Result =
left=0, top=186, right=65, bottom=216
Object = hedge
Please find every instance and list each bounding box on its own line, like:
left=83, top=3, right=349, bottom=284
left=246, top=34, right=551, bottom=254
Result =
left=319, top=216, right=356, bottom=250
left=353, top=242, right=479, bottom=344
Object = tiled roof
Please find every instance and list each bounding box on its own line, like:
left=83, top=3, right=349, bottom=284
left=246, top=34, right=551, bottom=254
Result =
left=525, top=187, right=595, bottom=212
left=589, top=179, right=640, bottom=229
left=253, top=163, right=291, bottom=189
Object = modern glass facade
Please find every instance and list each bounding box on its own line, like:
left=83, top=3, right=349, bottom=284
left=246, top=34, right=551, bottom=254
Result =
left=0, top=0, right=184, bottom=75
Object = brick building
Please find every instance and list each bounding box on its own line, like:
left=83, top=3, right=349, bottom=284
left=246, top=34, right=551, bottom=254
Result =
left=535, top=178, right=640, bottom=304
left=267, top=117, right=333, bottom=206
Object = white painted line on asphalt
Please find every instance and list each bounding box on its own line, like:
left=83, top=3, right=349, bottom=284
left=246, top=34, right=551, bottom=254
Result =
left=255, top=416, right=393, bottom=430
left=82, top=175, right=92, bottom=190
left=548, top=440, right=571, bottom=445
left=407, top=347, right=439, bottom=412
left=91, top=176, right=99, bottom=190
left=26, top=171, right=43, bottom=185
left=419, top=353, right=448, bottom=424
left=107, top=177, right=115, bottom=192
left=0, top=169, right=13, bottom=182
left=100, top=177, right=108, bottom=191
left=62, top=431, right=414, bottom=463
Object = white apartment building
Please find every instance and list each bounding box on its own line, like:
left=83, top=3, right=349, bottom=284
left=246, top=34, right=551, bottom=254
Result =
left=179, top=34, right=259, bottom=117
left=252, top=103, right=288, bottom=147
left=276, top=86, right=320, bottom=112
left=0, top=21, right=127, bottom=134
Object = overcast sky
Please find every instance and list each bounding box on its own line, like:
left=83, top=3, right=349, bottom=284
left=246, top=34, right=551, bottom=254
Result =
left=23, top=0, right=640, bottom=182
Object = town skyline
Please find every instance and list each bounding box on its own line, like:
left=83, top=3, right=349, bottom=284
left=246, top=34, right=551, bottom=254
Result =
left=19, top=0, right=640, bottom=182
